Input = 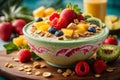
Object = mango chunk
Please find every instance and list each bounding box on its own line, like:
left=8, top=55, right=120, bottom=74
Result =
left=33, top=21, right=50, bottom=32
left=74, top=25, right=87, bottom=34
left=61, top=28, right=74, bottom=37
left=77, top=23, right=89, bottom=30
left=33, top=6, right=46, bottom=18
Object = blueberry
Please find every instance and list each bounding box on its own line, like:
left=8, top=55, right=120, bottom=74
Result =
left=55, top=30, right=64, bottom=37
left=35, top=18, right=43, bottom=22
left=88, top=26, right=96, bottom=33
left=48, top=26, right=57, bottom=34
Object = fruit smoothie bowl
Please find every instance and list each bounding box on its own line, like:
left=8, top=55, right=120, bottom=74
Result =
left=23, top=4, right=109, bottom=68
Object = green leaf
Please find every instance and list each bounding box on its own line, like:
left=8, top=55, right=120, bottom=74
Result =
left=66, top=2, right=72, bottom=9
left=3, top=42, right=18, bottom=54
left=66, top=3, right=82, bottom=15
left=56, top=8, right=62, bottom=14
left=32, top=52, right=41, bottom=60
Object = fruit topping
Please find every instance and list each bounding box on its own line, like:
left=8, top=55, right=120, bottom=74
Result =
left=61, top=28, right=74, bottom=37
left=55, top=30, right=64, bottom=37
left=97, top=44, right=120, bottom=63
left=31, top=3, right=103, bottom=39
left=55, top=8, right=76, bottom=30
left=50, top=17, right=59, bottom=27
left=35, top=17, right=43, bottom=22
left=48, top=26, right=57, bottom=34
left=75, top=61, right=90, bottom=76
left=49, top=12, right=59, bottom=21
left=33, top=6, right=45, bottom=18
left=87, top=17, right=102, bottom=27
left=33, top=21, right=50, bottom=32
left=82, top=13, right=92, bottom=20
left=93, top=59, right=107, bottom=74
left=77, top=14, right=84, bottom=21
left=88, top=26, right=96, bottom=33
left=18, top=49, right=32, bottom=63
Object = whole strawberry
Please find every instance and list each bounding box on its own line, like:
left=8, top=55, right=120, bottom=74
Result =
left=103, top=35, right=118, bottom=45
left=18, top=49, right=32, bottom=63
left=12, top=19, right=26, bottom=35
left=93, top=59, right=107, bottom=74
left=55, top=8, right=76, bottom=30
left=0, top=22, right=13, bottom=41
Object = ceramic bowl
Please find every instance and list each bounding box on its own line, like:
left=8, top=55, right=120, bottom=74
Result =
left=23, top=22, right=109, bottom=68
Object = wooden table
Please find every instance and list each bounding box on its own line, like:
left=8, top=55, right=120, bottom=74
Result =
left=0, top=50, right=120, bottom=80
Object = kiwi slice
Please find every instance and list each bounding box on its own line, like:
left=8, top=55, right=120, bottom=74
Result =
left=97, top=44, right=120, bottom=62
left=87, top=17, right=103, bottom=27
left=82, top=13, right=92, bottom=20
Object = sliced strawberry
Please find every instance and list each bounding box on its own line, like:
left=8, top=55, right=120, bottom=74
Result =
left=75, top=61, right=90, bottom=76
left=77, top=14, right=84, bottom=21
left=56, top=18, right=68, bottom=29
left=93, top=59, right=107, bottom=74
left=50, top=17, right=59, bottom=28
left=18, top=49, right=32, bottom=63
left=49, top=12, right=59, bottom=21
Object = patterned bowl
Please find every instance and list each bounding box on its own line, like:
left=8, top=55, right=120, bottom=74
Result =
left=23, top=22, right=109, bottom=68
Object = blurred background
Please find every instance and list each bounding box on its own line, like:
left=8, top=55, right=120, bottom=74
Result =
left=0, top=0, right=120, bottom=16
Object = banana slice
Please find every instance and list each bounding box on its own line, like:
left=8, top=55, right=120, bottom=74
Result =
left=105, top=15, right=119, bottom=23
left=105, top=20, right=113, bottom=30
left=112, top=20, right=120, bottom=30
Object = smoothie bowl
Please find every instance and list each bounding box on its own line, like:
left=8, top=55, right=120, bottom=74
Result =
left=23, top=4, right=109, bottom=68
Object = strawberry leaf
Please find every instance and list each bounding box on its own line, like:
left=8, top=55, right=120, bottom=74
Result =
left=66, top=2, right=72, bottom=9
left=73, top=4, right=82, bottom=15
left=56, top=8, right=62, bottom=14
left=66, top=3, right=82, bottom=15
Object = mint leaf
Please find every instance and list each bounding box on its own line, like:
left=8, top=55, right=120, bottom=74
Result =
left=3, top=43, right=18, bottom=54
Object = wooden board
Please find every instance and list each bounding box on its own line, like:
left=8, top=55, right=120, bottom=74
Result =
left=0, top=50, right=120, bottom=80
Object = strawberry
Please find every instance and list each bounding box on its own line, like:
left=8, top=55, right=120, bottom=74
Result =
left=49, top=12, right=59, bottom=21
left=55, top=8, right=76, bottom=29
left=93, top=59, right=107, bottom=74
left=12, top=19, right=26, bottom=35
left=77, top=14, right=84, bottom=21
left=50, top=17, right=59, bottom=28
left=0, top=22, right=13, bottom=41
left=18, top=49, right=32, bottom=63
left=75, top=61, right=90, bottom=76
left=103, top=35, right=118, bottom=45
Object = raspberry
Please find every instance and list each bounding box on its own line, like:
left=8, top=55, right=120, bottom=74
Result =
left=93, top=59, right=107, bottom=74
left=75, top=61, right=90, bottom=76
left=18, top=49, right=32, bottom=63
